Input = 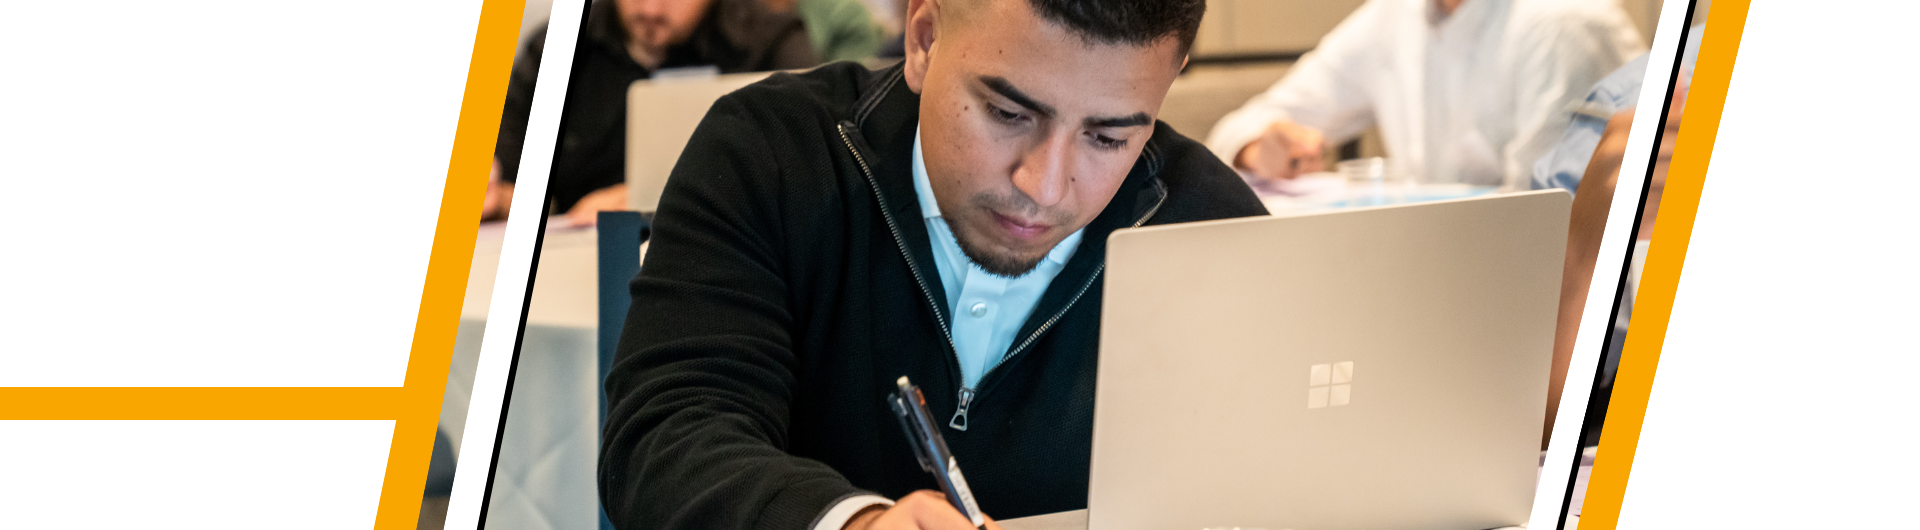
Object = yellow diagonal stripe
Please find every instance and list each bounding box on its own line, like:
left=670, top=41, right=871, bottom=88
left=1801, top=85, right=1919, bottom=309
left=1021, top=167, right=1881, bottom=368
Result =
left=370, top=0, right=525, bottom=526
left=1578, top=0, right=1751, bottom=528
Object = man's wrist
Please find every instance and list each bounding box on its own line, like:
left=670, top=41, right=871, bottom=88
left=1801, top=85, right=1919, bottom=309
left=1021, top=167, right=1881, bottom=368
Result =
left=842, top=503, right=889, bottom=530
left=812, top=494, right=894, bottom=530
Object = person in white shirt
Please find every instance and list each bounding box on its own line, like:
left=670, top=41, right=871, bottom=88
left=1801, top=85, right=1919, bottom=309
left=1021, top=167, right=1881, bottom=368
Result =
left=1204, top=0, right=1645, bottom=190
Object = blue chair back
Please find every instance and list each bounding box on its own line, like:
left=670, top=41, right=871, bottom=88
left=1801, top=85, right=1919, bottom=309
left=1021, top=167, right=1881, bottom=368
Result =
left=595, top=210, right=651, bottom=530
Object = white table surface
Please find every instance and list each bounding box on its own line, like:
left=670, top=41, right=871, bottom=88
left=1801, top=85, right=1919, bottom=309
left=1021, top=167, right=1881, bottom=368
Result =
left=1002, top=447, right=1598, bottom=530
left=1257, top=174, right=1503, bottom=215
left=1001, top=510, right=1537, bottom=530
left=448, top=219, right=606, bottom=530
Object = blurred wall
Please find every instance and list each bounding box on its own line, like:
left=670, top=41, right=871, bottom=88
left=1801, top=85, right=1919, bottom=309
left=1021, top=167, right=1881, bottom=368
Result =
left=1620, top=0, right=1662, bottom=45
left=1192, top=0, right=1368, bottom=58
left=521, top=0, right=556, bottom=45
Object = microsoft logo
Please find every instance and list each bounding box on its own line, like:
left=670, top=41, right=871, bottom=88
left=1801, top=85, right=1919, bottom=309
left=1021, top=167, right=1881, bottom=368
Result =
left=1308, top=361, right=1353, bottom=409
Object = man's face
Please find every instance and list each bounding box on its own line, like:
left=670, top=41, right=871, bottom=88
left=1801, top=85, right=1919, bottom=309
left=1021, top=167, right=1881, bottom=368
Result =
left=903, top=0, right=1185, bottom=277
left=616, top=0, right=712, bottom=52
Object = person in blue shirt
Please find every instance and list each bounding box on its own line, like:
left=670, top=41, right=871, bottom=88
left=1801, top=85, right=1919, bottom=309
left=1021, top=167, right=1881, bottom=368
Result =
left=1543, top=24, right=1704, bottom=447
left=1531, top=25, right=1704, bottom=194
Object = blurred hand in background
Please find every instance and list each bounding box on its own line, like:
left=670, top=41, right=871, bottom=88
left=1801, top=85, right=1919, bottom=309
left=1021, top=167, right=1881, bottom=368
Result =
left=1234, top=120, right=1326, bottom=181
left=482, top=158, right=515, bottom=222
left=565, top=183, right=630, bottom=227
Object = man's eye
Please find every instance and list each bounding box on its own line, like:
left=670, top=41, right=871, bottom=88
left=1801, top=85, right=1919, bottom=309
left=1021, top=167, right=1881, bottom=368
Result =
left=988, top=106, right=1024, bottom=124
left=1090, top=133, right=1127, bottom=150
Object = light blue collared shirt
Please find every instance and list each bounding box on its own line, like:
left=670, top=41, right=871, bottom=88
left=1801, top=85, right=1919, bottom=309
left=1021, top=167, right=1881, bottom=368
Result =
left=911, top=128, right=1084, bottom=390
left=1531, top=25, right=1705, bottom=194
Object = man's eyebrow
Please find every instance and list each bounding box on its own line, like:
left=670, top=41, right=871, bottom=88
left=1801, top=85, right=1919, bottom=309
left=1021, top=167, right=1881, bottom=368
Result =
left=1085, top=113, right=1153, bottom=129
left=979, top=75, right=1054, bottom=117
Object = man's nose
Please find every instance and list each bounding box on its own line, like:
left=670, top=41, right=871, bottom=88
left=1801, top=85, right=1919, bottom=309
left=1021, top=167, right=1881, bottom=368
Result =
left=1011, top=133, right=1073, bottom=208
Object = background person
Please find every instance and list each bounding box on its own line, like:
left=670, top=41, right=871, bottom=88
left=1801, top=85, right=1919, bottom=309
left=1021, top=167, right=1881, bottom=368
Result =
left=766, top=0, right=892, bottom=62
left=1533, top=23, right=1703, bottom=194
left=484, top=0, right=818, bottom=226
left=1204, top=0, right=1645, bottom=190
left=1546, top=26, right=1700, bottom=447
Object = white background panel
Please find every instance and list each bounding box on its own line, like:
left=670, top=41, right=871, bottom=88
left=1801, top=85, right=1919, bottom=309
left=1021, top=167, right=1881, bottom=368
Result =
left=1616, top=1, right=1920, bottom=527
left=0, top=0, right=485, bottom=386
left=0, top=420, right=395, bottom=529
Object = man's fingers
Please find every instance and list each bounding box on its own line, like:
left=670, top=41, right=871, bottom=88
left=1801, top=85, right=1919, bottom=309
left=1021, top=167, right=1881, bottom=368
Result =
left=863, top=490, right=979, bottom=530
left=1276, top=122, right=1325, bottom=179
left=911, top=504, right=979, bottom=530
left=1293, top=127, right=1325, bottom=158
left=566, top=201, right=602, bottom=227
left=1239, top=136, right=1288, bottom=181
left=1298, top=155, right=1326, bottom=174
left=1264, top=132, right=1301, bottom=180
left=1240, top=121, right=1331, bottom=181
left=568, top=210, right=597, bottom=228
left=912, top=491, right=977, bottom=530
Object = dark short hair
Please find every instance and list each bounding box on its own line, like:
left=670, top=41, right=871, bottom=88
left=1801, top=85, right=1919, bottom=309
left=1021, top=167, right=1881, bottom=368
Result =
left=1026, top=0, right=1206, bottom=55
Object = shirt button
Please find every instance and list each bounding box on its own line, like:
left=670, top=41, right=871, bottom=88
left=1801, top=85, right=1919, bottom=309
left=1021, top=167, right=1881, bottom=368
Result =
left=969, top=302, right=989, bottom=318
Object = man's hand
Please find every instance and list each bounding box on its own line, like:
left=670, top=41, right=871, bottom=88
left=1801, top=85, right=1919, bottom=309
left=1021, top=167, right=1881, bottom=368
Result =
left=564, top=183, right=631, bottom=227
left=1234, top=120, right=1326, bottom=181
left=482, top=159, right=515, bottom=222
left=844, top=491, right=1005, bottom=530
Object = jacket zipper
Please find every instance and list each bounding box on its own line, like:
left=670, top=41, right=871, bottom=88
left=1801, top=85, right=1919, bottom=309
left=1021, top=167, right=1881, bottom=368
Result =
left=838, top=122, right=1169, bottom=432
left=949, top=182, right=1166, bottom=430
left=951, top=387, right=976, bottom=430
left=836, top=124, right=967, bottom=402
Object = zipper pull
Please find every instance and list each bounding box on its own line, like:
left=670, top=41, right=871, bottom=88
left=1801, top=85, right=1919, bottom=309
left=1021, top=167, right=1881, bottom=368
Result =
left=948, top=387, right=975, bottom=431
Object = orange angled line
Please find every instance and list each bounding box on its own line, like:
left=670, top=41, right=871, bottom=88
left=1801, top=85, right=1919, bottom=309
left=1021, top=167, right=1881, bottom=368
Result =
left=0, top=387, right=423, bottom=419
left=368, top=0, right=527, bottom=527
left=0, top=0, right=526, bottom=528
left=1577, top=0, right=1751, bottom=528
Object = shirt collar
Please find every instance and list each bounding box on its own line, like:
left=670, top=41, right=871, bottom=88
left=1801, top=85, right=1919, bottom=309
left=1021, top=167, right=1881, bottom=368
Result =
left=911, top=126, right=944, bottom=220
left=911, top=127, right=1082, bottom=267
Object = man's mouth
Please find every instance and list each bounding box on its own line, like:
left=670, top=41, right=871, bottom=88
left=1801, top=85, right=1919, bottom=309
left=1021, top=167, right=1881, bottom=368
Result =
left=992, top=212, right=1050, bottom=241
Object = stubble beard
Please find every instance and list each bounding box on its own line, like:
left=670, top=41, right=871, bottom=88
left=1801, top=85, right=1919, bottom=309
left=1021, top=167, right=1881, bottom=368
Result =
left=953, top=228, right=1047, bottom=278
left=948, top=191, right=1073, bottom=278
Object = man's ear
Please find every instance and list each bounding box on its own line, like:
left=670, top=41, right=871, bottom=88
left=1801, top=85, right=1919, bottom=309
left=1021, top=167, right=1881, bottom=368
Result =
left=902, top=0, right=938, bottom=93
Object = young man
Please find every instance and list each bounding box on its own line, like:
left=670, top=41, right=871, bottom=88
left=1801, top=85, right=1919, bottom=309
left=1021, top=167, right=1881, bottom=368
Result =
left=599, top=0, right=1266, bottom=528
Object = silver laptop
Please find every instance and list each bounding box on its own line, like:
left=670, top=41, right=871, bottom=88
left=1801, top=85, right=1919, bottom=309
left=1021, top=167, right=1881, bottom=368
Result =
left=1088, top=190, right=1570, bottom=530
left=625, top=71, right=771, bottom=212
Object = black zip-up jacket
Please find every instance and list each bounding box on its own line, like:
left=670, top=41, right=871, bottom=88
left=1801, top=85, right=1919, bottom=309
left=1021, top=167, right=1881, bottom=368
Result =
left=600, top=61, right=1268, bottom=530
